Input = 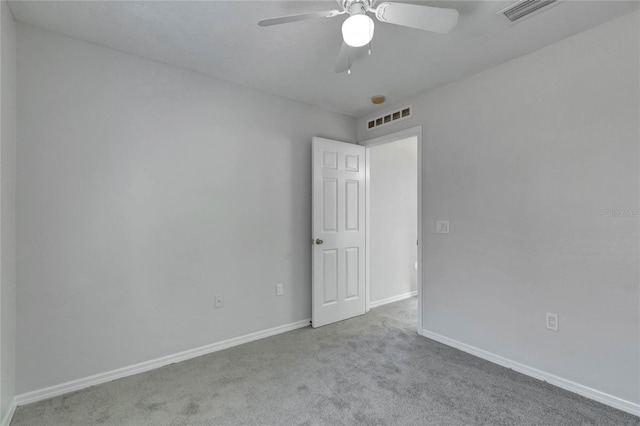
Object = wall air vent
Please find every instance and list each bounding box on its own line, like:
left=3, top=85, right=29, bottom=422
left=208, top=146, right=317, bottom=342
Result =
left=500, top=0, right=557, bottom=23
left=366, top=105, right=412, bottom=131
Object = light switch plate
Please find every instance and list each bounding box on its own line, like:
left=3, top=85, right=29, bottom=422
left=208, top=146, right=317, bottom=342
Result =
left=214, top=295, right=224, bottom=308
left=436, top=220, right=450, bottom=234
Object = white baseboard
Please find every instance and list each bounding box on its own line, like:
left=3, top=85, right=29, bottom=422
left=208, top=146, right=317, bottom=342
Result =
left=2, top=398, right=17, bottom=426
left=420, top=329, right=640, bottom=417
left=369, top=291, right=417, bottom=309
left=15, top=318, right=311, bottom=407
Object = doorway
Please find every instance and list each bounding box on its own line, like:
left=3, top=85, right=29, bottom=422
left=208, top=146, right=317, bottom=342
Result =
left=361, top=127, right=422, bottom=333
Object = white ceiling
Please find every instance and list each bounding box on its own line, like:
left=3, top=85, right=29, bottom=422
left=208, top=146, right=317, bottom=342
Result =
left=8, top=0, right=639, bottom=117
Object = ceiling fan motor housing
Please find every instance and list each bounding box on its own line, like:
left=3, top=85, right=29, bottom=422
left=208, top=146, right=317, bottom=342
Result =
left=344, top=0, right=372, bottom=16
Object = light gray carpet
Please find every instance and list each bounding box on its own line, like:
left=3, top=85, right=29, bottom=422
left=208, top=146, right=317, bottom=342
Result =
left=12, top=298, right=639, bottom=425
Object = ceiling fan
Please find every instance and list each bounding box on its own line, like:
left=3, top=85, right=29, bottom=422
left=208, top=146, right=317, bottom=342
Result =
left=258, top=0, right=459, bottom=74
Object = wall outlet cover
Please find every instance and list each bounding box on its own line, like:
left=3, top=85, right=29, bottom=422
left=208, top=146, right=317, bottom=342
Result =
left=276, top=283, right=284, bottom=296
left=436, top=220, right=450, bottom=234
left=546, top=312, right=559, bottom=331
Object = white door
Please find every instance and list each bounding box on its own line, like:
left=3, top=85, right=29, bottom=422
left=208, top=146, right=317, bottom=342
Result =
left=312, top=137, right=366, bottom=328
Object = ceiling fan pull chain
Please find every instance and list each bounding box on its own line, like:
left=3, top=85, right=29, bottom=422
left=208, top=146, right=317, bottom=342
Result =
left=368, top=17, right=372, bottom=55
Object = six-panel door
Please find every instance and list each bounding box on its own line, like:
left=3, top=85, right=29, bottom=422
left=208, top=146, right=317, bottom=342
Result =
left=312, top=137, right=366, bottom=328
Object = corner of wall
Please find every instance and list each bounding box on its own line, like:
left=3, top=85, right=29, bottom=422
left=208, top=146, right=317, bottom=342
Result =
left=0, top=0, right=18, bottom=424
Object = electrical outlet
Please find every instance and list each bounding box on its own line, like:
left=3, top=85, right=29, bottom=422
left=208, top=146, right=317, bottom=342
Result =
left=214, top=295, right=224, bottom=308
left=546, top=313, right=558, bottom=331
left=276, top=283, right=284, bottom=296
left=414, top=261, right=418, bottom=271
left=436, top=220, right=449, bottom=234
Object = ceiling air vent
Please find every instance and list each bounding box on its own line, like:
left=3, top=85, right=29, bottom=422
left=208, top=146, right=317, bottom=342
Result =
left=500, top=0, right=557, bottom=23
left=367, top=106, right=412, bottom=131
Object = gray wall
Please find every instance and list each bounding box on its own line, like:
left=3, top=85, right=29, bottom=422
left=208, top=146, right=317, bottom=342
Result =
left=0, top=0, right=16, bottom=420
left=358, top=11, right=640, bottom=405
left=16, top=24, right=356, bottom=395
left=369, top=137, right=417, bottom=303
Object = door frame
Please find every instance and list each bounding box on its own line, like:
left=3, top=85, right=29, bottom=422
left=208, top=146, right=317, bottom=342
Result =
left=359, top=126, right=423, bottom=333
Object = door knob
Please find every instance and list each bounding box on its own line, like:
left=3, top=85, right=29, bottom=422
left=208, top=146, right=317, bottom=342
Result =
left=315, top=239, right=324, bottom=245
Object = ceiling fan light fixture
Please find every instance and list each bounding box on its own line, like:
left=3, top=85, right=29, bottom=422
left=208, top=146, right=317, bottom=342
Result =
left=342, top=14, right=375, bottom=47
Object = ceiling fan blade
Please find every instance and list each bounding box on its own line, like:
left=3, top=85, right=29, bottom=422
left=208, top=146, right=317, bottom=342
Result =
left=374, top=2, right=459, bottom=34
left=335, top=43, right=351, bottom=73
left=258, top=10, right=343, bottom=27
